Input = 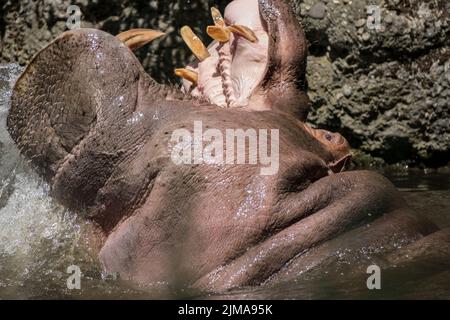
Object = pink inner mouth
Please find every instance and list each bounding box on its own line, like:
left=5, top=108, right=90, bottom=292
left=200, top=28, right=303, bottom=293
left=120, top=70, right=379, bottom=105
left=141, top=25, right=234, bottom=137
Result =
left=181, top=0, right=270, bottom=109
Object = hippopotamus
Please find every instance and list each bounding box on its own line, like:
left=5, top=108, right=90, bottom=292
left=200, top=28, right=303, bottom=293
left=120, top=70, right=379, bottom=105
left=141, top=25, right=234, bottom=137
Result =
left=7, top=0, right=450, bottom=292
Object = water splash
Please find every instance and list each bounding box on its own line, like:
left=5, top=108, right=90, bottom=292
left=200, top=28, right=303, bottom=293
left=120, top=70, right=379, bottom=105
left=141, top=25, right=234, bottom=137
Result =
left=0, top=64, right=100, bottom=298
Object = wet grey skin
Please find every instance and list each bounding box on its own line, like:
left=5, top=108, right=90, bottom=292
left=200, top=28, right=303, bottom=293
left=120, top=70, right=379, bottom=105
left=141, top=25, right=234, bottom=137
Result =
left=6, top=0, right=450, bottom=291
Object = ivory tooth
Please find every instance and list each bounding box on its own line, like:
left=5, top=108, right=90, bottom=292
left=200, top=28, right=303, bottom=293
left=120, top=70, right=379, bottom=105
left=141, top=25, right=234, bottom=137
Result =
left=174, top=68, right=198, bottom=85
left=180, top=26, right=211, bottom=61
left=207, top=26, right=231, bottom=43
left=211, top=7, right=226, bottom=27
left=228, top=25, right=258, bottom=43
left=116, top=29, right=165, bottom=50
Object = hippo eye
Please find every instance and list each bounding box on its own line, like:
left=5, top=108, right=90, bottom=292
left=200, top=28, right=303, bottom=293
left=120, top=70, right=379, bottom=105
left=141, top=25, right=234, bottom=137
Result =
left=324, top=133, right=333, bottom=142
left=320, top=130, right=345, bottom=146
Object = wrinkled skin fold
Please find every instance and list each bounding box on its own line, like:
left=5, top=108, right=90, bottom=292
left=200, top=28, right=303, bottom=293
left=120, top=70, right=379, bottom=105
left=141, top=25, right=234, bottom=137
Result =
left=7, top=0, right=450, bottom=292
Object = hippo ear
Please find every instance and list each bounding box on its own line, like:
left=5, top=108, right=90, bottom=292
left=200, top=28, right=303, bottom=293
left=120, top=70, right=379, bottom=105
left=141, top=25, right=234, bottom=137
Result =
left=7, top=29, right=148, bottom=181
left=258, top=0, right=310, bottom=120
left=328, top=154, right=353, bottom=174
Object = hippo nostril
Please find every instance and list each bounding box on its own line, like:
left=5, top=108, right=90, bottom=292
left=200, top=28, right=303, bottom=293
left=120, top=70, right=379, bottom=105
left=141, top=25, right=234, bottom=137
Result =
left=324, top=132, right=333, bottom=142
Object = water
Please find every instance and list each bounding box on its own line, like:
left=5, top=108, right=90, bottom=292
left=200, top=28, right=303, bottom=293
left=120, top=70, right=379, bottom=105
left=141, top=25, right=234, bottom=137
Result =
left=0, top=64, right=449, bottom=299
left=384, top=169, right=450, bottom=230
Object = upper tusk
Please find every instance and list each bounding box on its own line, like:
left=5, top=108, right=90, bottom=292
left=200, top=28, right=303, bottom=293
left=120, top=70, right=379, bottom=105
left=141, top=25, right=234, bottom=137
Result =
left=180, top=26, right=211, bottom=62
left=228, top=25, right=258, bottom=43
left=207, top=25, right=231, bottom=43
left=175, top=68, right=198, bottom=85
left=116, top=29, right=165, bottom=50
left=211, top=7, right=226, bottom=27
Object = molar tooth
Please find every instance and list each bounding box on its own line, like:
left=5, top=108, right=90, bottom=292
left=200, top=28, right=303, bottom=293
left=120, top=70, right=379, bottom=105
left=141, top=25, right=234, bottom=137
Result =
left=174, top=68, right=198, bottom=85
left=228, top=25, right=258, bottom=43
left=207, top=26, right=231, bottom=43
left=211, top=7, right=226, bottom=27
left=116, top=29, right=165, bottom=50
left=180, top=26, right=211, bottom=61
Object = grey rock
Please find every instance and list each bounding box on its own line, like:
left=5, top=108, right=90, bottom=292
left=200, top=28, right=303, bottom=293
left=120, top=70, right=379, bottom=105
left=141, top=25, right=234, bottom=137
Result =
left=355, top=18, right=366, bottom=28
left=361, top=32, right=370, bottom=41
left=308, top=2, right=326, bottom=19
left=301, top=0, right=450, bottom=167
left=342, top=84, right=352, bottom=97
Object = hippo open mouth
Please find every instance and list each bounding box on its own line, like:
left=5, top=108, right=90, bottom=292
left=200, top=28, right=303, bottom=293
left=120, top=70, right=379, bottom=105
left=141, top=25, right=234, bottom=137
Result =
left=178, top=1, right=270, bottom=109
left=6, top=0, right=450, bottom=293
left=117, top=0, right=307, bottom=113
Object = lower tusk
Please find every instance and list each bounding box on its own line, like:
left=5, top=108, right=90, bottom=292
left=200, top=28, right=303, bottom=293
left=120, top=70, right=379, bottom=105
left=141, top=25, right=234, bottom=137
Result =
left=116, top=29, right=165, bottom=50
left=211, top=7, right=226, bottom=27
left=207, top=26, right=231, bottom=43
left=175, top=68, right=198, bottom=85
left=228, top=25, right=258, bottom=43
left=180, top=26, right=211, bottom=62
